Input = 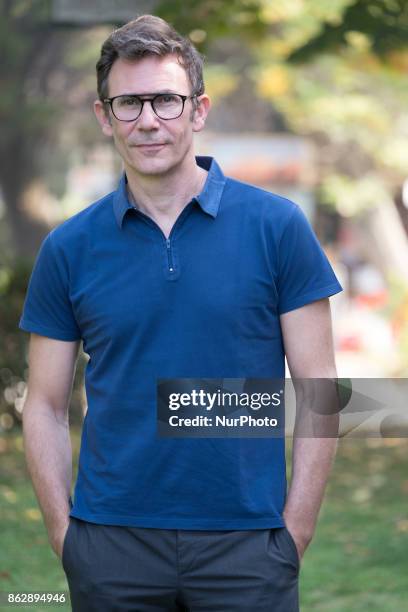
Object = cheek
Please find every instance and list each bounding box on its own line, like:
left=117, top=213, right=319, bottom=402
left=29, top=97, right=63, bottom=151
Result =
left=112, top=127, right=134, bottom=153
left=113, top=122, right=134, bottom=140
left=175, top=122, right=193, bottom=144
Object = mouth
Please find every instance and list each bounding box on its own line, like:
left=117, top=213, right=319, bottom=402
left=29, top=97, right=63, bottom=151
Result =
left=135, top=143, right=168, bottom=150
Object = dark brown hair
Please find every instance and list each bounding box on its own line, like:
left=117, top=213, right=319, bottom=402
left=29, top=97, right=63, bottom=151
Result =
left=96, top=14, right=205, bottom=107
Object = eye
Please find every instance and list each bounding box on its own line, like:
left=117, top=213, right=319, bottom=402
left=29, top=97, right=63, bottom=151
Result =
left=156, top=94, right=179, bottom=105
left=118, top=96, right=140, bottom=107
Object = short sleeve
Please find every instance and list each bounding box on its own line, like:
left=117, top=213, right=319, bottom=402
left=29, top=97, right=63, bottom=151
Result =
left=18, top=232, right=82, bottom=341
left=277, top=205, right=343, bottom=315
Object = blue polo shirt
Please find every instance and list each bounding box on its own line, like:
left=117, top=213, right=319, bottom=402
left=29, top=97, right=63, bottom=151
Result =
left=19, top=156, right=342, bottom=529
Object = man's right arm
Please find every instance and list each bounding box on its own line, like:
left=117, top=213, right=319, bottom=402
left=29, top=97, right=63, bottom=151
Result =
left=22, top=333, right=81, bottom=559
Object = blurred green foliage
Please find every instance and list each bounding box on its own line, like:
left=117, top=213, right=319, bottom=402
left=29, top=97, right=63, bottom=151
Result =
left=158, top=0, right=267, bottom=46
left=0, top=260, right=86, bottom=433
left=287, top=0, right=408, bottom=62
left=250, top=2, right=408, bottom=219
left=0, top=259, right=33, bottom=431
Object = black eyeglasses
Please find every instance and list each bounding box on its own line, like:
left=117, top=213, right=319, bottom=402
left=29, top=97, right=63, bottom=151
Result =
left=103, top=93, right=197, bottom=121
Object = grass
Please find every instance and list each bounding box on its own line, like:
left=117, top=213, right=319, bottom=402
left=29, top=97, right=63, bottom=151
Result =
left=0, top=431, right=81, bottom=612
left=299, top=438, right=408, bottom=610
left=0, top=430, right=407, bottom=611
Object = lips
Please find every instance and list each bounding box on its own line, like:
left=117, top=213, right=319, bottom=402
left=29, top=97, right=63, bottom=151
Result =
left=135, top=143, right=167, bottom=148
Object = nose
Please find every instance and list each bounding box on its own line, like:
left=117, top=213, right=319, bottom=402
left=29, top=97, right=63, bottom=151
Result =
left=136, top=100, right=160, bottom=129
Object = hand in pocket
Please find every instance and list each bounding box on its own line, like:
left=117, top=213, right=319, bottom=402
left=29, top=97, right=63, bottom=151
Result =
left=50, top=519, right=71, bottom=560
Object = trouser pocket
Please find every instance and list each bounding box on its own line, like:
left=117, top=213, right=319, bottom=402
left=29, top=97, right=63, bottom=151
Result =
left=269, top=527, right=300, bottom=575
left=61, top=518, right=74, bottom=574
left=282, top=526, right=301, bottom=570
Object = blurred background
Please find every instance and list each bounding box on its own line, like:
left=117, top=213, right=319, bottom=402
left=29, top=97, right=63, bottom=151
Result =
left=1, top=1, right=407, bottom=610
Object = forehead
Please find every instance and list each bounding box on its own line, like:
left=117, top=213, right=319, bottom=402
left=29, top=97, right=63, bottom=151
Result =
left=107, top=54, right=190, bottom=96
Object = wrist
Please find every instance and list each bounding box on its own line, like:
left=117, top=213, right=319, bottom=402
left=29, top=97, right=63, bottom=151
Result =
left=283, top=513, right=315, bottom=544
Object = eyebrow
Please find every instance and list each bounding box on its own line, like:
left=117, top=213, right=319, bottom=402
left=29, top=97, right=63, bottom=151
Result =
left=117, top=90, right=179, bottom=97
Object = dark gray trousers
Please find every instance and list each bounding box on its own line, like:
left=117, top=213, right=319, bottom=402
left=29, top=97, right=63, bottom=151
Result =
left=62, top=517, right=300, bottom=611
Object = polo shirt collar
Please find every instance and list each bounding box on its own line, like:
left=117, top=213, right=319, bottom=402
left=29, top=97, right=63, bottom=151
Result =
left=113, top=156, right=226, bottom=229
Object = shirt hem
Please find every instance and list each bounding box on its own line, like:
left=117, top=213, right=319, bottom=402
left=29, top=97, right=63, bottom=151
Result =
left=278, top=281, right=343, bottom=315
left=18, top=318, right=81, bottom=341
left=69, top=510, right=285, bottom=530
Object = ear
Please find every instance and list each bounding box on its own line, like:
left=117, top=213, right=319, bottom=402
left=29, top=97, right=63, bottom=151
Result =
left=192, top=94, right=211, bottom=133
left=94, top=99, right=113, bottom=137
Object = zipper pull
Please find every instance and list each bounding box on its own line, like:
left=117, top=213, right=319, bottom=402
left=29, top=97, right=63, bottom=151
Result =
left=166, top=238, right=174, bottom=272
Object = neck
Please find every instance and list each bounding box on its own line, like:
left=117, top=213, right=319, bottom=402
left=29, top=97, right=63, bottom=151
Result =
left=125, top=154, right=207, bottom=222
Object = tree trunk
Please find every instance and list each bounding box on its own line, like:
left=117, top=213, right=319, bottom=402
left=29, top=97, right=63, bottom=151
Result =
left=2, top=178, right=49, bottom=261
left=0, top=135, right=49, bottom=260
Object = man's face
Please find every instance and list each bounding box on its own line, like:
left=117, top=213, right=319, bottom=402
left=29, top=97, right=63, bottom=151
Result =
left=94, top=54, right=210, bottom=178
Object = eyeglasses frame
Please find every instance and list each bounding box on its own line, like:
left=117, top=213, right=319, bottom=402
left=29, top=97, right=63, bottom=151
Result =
left=103, top=93, right=198, bottom=122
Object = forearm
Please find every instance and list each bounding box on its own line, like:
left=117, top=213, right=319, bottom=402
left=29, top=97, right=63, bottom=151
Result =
left=284, top=434, right=338, bottom=542
left=22, top=403, right=72, bottom=536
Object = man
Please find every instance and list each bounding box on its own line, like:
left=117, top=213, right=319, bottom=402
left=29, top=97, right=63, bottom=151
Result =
left=20, top=14, right=342, bottom=612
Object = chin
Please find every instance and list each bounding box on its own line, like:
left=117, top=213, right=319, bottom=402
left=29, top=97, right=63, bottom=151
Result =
left=130, top=157, right=180, bottom=177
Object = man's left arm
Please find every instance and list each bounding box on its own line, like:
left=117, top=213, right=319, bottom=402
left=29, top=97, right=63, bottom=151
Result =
left=280, top=297, right=339, bottom=562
